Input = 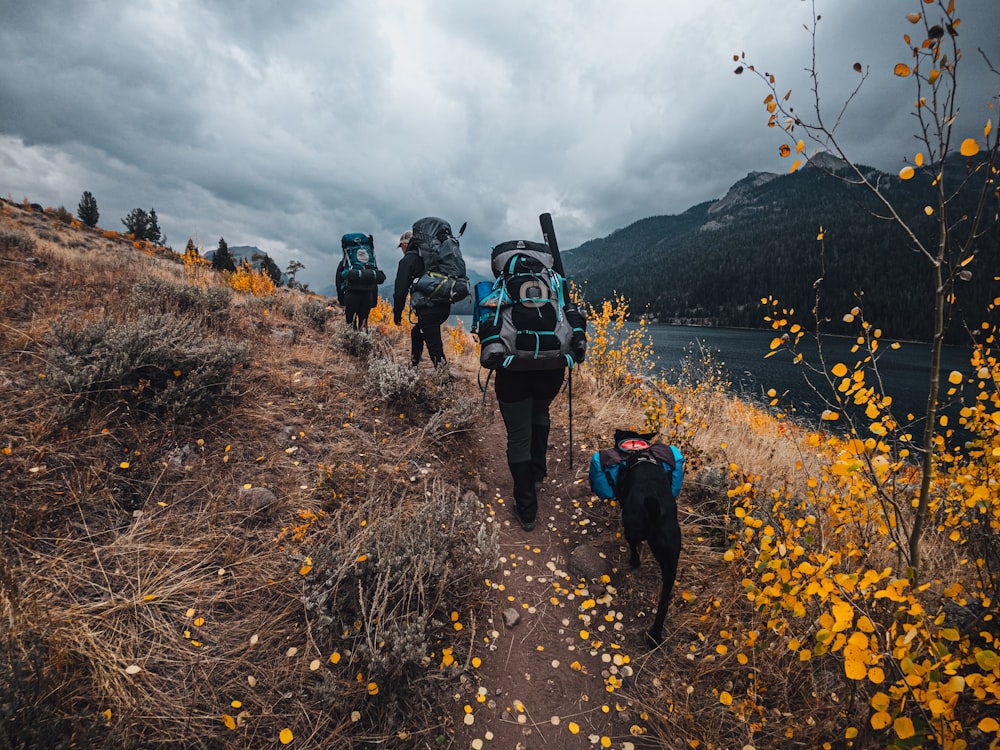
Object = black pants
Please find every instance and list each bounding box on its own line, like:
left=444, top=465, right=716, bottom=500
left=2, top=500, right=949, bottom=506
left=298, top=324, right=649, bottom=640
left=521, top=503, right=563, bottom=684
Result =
left=495, top=368, right=565, bottom=464
left=411, top=305, right=450, bottom=365
left=343, top=289, right=375, bottom=330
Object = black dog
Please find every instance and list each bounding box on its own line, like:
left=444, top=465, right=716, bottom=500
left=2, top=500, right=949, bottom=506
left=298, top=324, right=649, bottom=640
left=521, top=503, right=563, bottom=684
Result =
left=612, top=429, right=682, bottom=648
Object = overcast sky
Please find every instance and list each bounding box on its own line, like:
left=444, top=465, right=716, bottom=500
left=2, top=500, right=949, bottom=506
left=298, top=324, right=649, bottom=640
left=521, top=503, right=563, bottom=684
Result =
left=2, top=0, right=997, bottom=290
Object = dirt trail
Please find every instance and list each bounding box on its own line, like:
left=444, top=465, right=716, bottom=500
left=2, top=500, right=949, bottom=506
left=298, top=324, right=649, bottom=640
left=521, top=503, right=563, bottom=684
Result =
left=443, top=360, right=668, bottom=750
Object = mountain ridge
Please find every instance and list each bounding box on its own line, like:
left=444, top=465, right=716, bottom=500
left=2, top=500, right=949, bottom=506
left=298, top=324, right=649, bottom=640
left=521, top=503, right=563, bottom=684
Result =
left=565, top=155, right=998, bottom=343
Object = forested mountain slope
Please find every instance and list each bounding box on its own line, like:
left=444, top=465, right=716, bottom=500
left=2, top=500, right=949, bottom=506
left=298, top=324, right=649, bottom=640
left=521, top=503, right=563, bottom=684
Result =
left=566, top=157, right=998, bottom=343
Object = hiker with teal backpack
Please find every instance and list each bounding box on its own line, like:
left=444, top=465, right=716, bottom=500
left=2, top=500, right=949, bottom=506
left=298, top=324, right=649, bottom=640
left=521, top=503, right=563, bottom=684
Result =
left=473, top=215, right=586, bottom=531
left=392, top=218, right=470, bottom=367
left=336, top=233, right=385, bottom=330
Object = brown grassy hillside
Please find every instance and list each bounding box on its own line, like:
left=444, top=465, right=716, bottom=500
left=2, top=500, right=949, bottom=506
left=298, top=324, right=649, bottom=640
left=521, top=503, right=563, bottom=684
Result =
left=3, top=200, right=997, bottom=750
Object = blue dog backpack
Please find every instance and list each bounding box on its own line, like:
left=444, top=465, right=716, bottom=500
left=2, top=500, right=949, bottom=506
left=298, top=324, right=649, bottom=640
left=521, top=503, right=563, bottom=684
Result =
left=588, top=438, right=684, bottom=500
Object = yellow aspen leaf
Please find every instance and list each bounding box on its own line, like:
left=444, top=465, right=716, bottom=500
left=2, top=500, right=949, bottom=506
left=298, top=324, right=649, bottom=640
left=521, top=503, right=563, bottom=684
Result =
left=568, top=721, right=580, bottom=734
left=960, top=138, right=980, bottom=157
left=789, top=159, right=802, bottom=173
left=986, top=119, right=993, bottom=138
left=279, top=728, right=294, bottom=744
left=601, top=737, right=612, bottom=748
left=356, top=554, right=368, bottom=562
left=979, top=717, right=1000, bottom=733
left=899, top=166, right=915, bottom=180
left=831, top=363, right=848, bottom=378
left=330, top=651, right=341, bottom=664
left=142, top=594, right=156, bottom=602
left=894, top=716, right=915, bottom=739
left=779, top=144, right=791, bottom=157
left=367, top=681, right=379, bottom=695
left=975, top=650, right=998, bottom=670
left=796, top=139, right=805, bottom=153
left=871, top=711, right=891, bottom=730
left=915, top=152, right=924, bottom=166
left=941, top=628, right=960, bottom=642
left=119, top=461, right=130, bottom=469
left=719, top=691, right=733, bottom=705
left=821, top=410, right=840, bottom=421
left=871, top=692, right=891, bottom=711
left=868, top=666, right=885, bottom=684
left=928, top=68, right=940, bottom=84
left=894, top=63, right=912, bottom=77
left=948, top=370, right=963, bottom=384
left=844, top=657, right=867, bottom=681
left=925, top=206, right=934, bottom=215
left=194, top=617, right=205, bottom=627
left=222, top=714, right=236, bottom=730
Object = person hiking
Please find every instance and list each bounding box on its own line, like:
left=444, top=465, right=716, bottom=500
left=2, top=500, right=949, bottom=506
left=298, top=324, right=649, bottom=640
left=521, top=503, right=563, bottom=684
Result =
left=473, top=233, right=587, bottom=532
left=335, top=258, right=379, bottom=330
left=336, top=233, right=384, bottom=330
left=392, top=222, right=457, bottom=368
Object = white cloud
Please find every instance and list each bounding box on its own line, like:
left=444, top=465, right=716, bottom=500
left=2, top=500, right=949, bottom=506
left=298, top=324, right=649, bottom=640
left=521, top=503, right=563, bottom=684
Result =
left=1, top=0, right=996, bottom=289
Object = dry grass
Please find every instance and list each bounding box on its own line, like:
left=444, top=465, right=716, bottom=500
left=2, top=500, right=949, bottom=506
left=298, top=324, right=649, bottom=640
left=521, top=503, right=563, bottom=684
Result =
left=0, top=202, right=500, bottom=749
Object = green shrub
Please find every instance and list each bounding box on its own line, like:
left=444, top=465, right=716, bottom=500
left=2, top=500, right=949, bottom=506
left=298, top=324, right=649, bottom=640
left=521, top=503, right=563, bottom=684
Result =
left=297, top=299, right=329, bottom=331
left=305, top=480, right=497, bottom=683
left=128, top=276, right=231, bottom=323
left=0, top=228, right=36, bottom=255
left=45, top=312, right=249, bottom=422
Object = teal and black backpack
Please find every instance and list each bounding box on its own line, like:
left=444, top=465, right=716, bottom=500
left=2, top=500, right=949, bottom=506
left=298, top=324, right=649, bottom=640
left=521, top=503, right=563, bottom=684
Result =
left=339, top=233, right=385, bottom=293
left=473, top=239, right=586, bottom=371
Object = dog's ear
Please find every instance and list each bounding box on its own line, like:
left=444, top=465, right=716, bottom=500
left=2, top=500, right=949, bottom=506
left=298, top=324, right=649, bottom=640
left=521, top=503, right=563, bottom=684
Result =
left=614, top=428, right=638, bottom=445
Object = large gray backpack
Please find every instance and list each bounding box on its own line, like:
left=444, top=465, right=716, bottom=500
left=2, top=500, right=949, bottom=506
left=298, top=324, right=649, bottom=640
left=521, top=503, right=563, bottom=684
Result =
left=407, top=217, right=470, bottom=308
left=474, top=240, right=586, bottom=371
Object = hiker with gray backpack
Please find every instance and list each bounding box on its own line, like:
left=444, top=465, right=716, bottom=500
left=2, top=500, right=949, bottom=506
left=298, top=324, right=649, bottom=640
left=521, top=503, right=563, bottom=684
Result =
left=392, top=217, right=470, bottom=368
left=472, top=214, right=587, bottom=531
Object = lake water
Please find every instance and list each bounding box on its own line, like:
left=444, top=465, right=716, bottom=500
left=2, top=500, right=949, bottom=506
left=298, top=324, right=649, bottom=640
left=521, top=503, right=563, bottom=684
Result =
left=452, top=316, right=973, bottom=426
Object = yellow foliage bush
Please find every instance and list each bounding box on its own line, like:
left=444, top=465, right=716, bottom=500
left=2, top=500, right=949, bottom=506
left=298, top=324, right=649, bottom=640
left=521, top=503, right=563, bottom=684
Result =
left=227, top=262, right=275, bottom=297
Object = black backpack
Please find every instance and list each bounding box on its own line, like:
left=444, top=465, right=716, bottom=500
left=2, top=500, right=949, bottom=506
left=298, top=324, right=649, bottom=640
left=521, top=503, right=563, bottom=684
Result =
left=339, top=233, right=385, bottom=293
left=408, top=217, right=470, bottom=308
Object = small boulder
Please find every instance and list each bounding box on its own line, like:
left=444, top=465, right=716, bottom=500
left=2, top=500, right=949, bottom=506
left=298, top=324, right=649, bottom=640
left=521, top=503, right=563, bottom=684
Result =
left=568, top=543, right=613, bottom=581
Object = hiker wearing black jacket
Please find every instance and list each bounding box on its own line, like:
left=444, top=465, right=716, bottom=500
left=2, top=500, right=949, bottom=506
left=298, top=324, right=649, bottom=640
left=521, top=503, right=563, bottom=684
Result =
left=392, top=230, right=450, bottom=367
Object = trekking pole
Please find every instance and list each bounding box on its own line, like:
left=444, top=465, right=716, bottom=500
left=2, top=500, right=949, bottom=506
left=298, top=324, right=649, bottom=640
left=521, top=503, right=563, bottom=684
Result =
left=568, top=368, right=574, bottom=471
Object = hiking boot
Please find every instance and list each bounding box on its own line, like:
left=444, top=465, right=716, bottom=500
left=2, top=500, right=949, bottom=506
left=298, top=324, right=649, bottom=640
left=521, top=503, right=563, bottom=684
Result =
left=508, top=461, right=537, bottom=531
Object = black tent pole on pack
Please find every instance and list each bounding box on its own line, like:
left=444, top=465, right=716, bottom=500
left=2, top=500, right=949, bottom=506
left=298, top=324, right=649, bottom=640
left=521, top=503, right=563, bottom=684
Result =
left=538, top=212, right=565, bottom=276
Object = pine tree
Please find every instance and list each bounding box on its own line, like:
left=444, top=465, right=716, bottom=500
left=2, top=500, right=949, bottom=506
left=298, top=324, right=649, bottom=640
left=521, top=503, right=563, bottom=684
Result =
left=213, top=237, right=236, bottom=273
left=77, top=191, right=99, bottom=227
left=260, top=255, right=282, bottom=284
left=147, top=209, right=162, bottom=245
left=122, top=208, right=151, bottom=239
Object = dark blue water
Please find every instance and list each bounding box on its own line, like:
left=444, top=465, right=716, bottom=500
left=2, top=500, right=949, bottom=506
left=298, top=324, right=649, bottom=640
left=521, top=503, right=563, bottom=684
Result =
left=451, top=316, right=973, bottom=427
left=644, top=326, right=971, bottom=426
